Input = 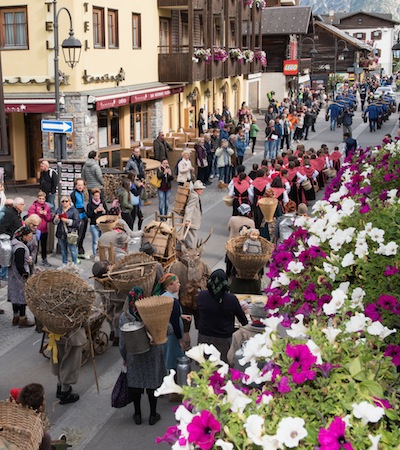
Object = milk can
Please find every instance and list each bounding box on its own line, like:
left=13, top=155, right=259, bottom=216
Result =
left=176, top=356, right=191, bottom=386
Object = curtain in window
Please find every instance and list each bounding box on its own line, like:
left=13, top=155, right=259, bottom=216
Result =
left=15, top=12, right=26, bottom=46
left=4, top=11, right=26, bottom=46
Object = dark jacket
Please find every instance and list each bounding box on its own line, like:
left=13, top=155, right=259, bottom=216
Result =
left=86, top=200, right=108, bottom=226
left=54, top=206, right=80, bottom=240
left=125, top=155, right=145, bottom=179
left=157, top=167, right=174, bottom=191
left=0, top=207, right=22, bottom=237
left=153, top=138, right=173, bottom=162
left=81, top=159, right=104, bottom=190
left=39, top=168, right=58, bottom=195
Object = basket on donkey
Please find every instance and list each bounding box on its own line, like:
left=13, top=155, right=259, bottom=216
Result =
left=225, top=235, right=274, bottom=279
left=135, top=296, right=174, bottom=344
left=0, top=401, right=45, bottom=450
left=25, top=271, right=95, bottom=335
left=108, top=253, right=157, bottom=296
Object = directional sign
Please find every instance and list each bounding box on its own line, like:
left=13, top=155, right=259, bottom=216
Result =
left=41, top=119, right=73, bottom=133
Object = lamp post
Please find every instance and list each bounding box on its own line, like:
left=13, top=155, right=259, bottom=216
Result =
left=297, top=36, right=318, bottom=99
left=332, top=38, right=349, bottom=100
left=52, top=0, right=81, bottom=207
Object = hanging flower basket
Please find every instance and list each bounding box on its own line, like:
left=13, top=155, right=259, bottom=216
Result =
left=242, top=49, right=255, bottom=63
left=229, top=48, right=244, bottom=62
left=255, top=49, right=268, bottom=67
left=244, top=0, right=266, bottom=9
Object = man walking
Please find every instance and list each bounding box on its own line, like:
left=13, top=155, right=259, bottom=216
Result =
left=153, top=131, right=173, bottom=162
left=81, top=151, right=104, bottom=199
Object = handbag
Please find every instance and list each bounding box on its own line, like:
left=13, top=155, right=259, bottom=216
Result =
left=63, top=223, right=79, bottom=245
left=111, top=368, right=133, bottom=408
left=149, top=173, right=162, bottom=188
left=197, top=157, right=208, bottom=167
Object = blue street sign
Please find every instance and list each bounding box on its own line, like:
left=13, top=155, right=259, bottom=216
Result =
left=41, top=119, right=73, bottom=133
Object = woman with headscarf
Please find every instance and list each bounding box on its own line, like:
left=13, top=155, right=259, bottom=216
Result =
left=153, top=273, right=191, bottom=371
left=119, top=286, right=167, bottom=426
left=24, top=213, right=42, bottom=270
left=8, top=225, right=34, bottom=327
left=197, top=269, right=248, bottom=363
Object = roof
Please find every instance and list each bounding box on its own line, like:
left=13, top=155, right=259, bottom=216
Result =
left=315, top=21, right=374, bottom=51
left=261, top=6, right=313, bottom=35
left=320, top=11, right=400, bottom=26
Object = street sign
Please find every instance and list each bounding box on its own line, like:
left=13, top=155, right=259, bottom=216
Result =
left=41, top=119, right=73, bottom=133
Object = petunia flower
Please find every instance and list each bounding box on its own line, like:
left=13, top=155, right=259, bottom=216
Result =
left=322, top=327, right=342, bottom=344
left=306, top=339, right=323, bottom=364
left=286, top=314, right=308, bottom=338
left=262, top=315, right=283, bottom=332
left=317, top=362, right=340, bottom=378
left=156, top=425, right=180, bottom=445
left=208, top=371, right=226, bottom=395
left=277, top=376, right=291, bottom=394
left=244, top=414, right=264, bottom=446
left=384, top=344, right=400, bottom=366
left=345, top=313, right=368, bottom=333
left=375, top=241, right=398, bottom=256
left=187, top=410, right=221, bottom=450
left=368, top=434, right=381, bottom=450
left=155, top=370, right=183, bottom=397
left=384, top=265, right=400, bottom=276
left=352, top=401, right=384, bottom=426
left=372, top=397, right=393, bottom=409
left=367, top=321, right=396, bottom=339
left=186, top=344, right=207, bottom=364
left=276, top=417, right=307, bottom=448
left=318, top=416, right=354, bottom=450
left=365, top=303, right=382, bottom=322
left=341, top=252, right=356, bottom=268
left=222, top=381, right=252, bottom=413
left=287, top=260, right=304, bottom=274
left=215, top=439, right=233, bottom=450
left=377, top=294, right=398, bottom=310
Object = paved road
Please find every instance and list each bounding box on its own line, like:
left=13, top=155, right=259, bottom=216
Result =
left=0, top=102, right=398, bottom=450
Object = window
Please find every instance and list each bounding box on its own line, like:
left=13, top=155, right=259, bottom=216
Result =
left=108, top=9, right=118, bottom=48
left=353, top=32, right=366, bottom=41
left=93, top=7, right=105, bottom=48
left=371, top=30, right=382, bottom=40
left=0, top=7, right=28, bottom=49
left=130, top=103, right=149, bottom=143
left=229, top=21, right=236, bottom=48
left=132, top=13, right=141, bottom=49
left=98, top=108, right=119, bottom=148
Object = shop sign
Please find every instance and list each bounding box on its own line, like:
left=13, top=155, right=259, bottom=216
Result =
left=4, top=103, right=55, bottom=113
left=283, top=60, right=299, bottom=75
left=131, top=86, right=183, bottom=104
left=96, top=96, right=130, bottom=111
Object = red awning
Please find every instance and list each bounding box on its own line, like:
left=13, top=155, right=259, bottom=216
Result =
left=95, top=95, right=130, bottom=111
left=4, top=100, right=56, bottom=113
left=131, top=86, right=184, bottom=104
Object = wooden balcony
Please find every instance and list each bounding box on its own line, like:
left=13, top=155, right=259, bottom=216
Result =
left=157, top=0, right=209, bottom=9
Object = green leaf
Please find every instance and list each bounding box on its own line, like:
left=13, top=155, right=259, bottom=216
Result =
left=359, top=380, right=383, bottom=398
left=347, top=357, right=365, bottom=380
left=385, top=409, right=399, bottom=421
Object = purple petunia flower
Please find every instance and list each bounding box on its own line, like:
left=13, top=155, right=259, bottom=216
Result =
left=365, top=303, right=382, bottom=322
left=379, top=190, right=388, bottom=201
left=377, top=294, right=399, bottom=311
left=317, top=363, right=340, bottom=378
left=384, top=265, right=400, bottom=276
left=286, top=344, right=317, bottom=384
left=229, top=368, right=249, bottom=383
left=187, top=410, right=221, bottom=450
left=373, top=396, right=393, bottom=409
left=274, top=251, right=294, bottom=270
left=277, top=376, right=291, bottom=394
left=304, top=284, right=318, bottom=302
left=360, top=203, right=371, bottom=214
left=156, top=425, right=180, bottom=445
left=383, top=173, right=398, bottom=182
left=384, top=344, right=400, bottom=366
left=318, top=416, right=354, bottom=450
left=208, top=372, right=225, bottom=395
left=288, top=279, right=300, bottom=291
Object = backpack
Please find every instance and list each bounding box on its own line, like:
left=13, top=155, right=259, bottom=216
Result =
left=174, top=158, right=182, bottom=176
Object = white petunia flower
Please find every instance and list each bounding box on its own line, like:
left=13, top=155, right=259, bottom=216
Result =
left=368, top=227, right=385, bottom=244
left=387, top=189, right=399, bottom=204
left=307, top=234, right=321, bottom=247
left=345, top=313, right=368, bottom=333
left=342, top=252, right=356, bottom=267
left=287, top=261, right=304, bottom=274
left=323, top=262, right=339, bottom=281
left=323, top=288, right=347, bottom=315
left=155, top=370, right=183, bottom=397
left=262, top=315, right=284, bottom=332
left=294, top=215, right=308, bottom=228
left=350, top=287, right=366, bottom=310
left=338, top=282, right=350, bottom=294
left=215, top=439, right=234, bottom=450
left=244, top=414, right=264, bottom=446
left=257, top=392, right=274, bottom=406
left=352, top=402, right=384, bottom=426
left=341, top=198, right=356, bottom=215
left=286, top=314, right=308, bottom=339
left=243, top=361, right=272, bottom=385
left=364, top=222, right=373, bottom=233
left=306, top=339, right=323, bottom=364
left=354, top=240, right=369, bottom=259
left=367, top=322, right=396, bottom=339
left=276, top=417, right=307, bottom=448
left=260, top=434, right=283, bottom=449
left=185, top=344, right=207, bottom=364
left=204, top=344, right=223, bottom=365
left=175, top=404, right=194, bottom=424
left=222, top=381, right=252, bottom=413
left=277, top=272, right=291, bottom=286
left=368, top=434, right=381, bottom=450
left=322, top=327, right=341, bottom=344
left=375, top=241, right=398, bottom=256
left=239, top=330, right=274, bottom=365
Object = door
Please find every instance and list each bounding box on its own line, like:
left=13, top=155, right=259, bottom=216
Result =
left=24, top=114, right=42, bottom=180
left=159, top=18, right=170, bottom=54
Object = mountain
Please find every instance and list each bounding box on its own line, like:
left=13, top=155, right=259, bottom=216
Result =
left=298, top=0, right=400, bottom=23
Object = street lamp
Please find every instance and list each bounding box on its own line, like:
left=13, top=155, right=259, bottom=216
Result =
left=297, top=36, right=318, bottom=97
left=53, top=0, right=81, bottom=207
left=333, top=38, right=349, bottom=100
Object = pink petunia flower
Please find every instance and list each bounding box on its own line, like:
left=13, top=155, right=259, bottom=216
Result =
left=318, top=416, right=354, bottom=450
left=286, top=344, right=317, bottom=384
left=187, top=410, right=221, bottom=450
left=208, top=372, right=226, bottom=395
left=277, top=376, right=291, bottom=394
left=377, top=294, right=399, bottom=311
left=384, top=344, right=400, bottom=366
left=384, top=265, right=400, bottom=276
left=365, top=303, right=382, bottom=322
left=156, top=425, right=180, bottom=445
left=373, top=396, right=393, bottom=409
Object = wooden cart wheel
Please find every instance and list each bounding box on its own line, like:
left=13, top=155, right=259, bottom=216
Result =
left=94, top=331, right=109, bottom=355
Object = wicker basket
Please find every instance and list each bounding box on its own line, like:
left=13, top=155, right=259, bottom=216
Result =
left=258, top=197, right=278, bottom=222
left=136, top=296, right=174, bottom=344
left=223, top=196, right=234, bottom=207
left=0, top=402, right=44, bottom=450
left=108, top=253, right=157, bottom=296
left=225, top=235, right=274, bottom=279
left=301, top=179, right=312, bottom=191
left=25, top=271, right=95, bottom=334
left=96, top=215, right=118, bottom=233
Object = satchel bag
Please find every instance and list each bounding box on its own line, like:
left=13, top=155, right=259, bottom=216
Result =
left=111, top=368, right=133, bottom=408
left=149, top=173, right=162, bottom=189
left=63, top=223, right=79, bottom=245
left=197, top=157, right=208, bottom=167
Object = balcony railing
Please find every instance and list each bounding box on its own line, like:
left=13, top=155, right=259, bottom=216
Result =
left=157, top=0, right=208, bottom=9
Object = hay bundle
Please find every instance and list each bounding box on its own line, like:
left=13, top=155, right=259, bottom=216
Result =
left=0, top=402, right=44, bottom=450
left=225, top=235, right=274, bottom=279
left=25, top=271, right=95, bottom=334
left=108, top=253, right=157, bottom=296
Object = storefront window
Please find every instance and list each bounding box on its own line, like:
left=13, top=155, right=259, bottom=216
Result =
left=97, top=108, right=119, bottom=148
left=0, top=114, right=10, bottom=156
left=130, top=103, right=149, bottom=143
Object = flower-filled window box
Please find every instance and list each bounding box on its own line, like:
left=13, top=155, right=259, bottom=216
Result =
left=213, top=47, right=228, bottom=62
left=254, top=49, right=267, bottom=67
left=242, top=49, right=255, bottom=63
left=229, top=48, right=244, bottom=62
left=193, top=48, right=212, bottom=62
left=243, top=0, right=266, bottom=8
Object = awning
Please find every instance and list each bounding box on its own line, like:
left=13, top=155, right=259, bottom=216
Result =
left=94, top=84, right=184, bottom=111
left=4, top=98, right=55, bottom=113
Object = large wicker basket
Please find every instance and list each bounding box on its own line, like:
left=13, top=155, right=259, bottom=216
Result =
left=108, top=253, right=157, bottom=296
left=258, top=197, right=278, bottom=222
left=0, top=402, right=44, bottom=450
left=96, top=215, right=118, bottom=233
left=136, top=296, right=174, bottom=344
left=225, top=235, right=274, bottom=279
left=25, top=271, right=95, bottom=334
